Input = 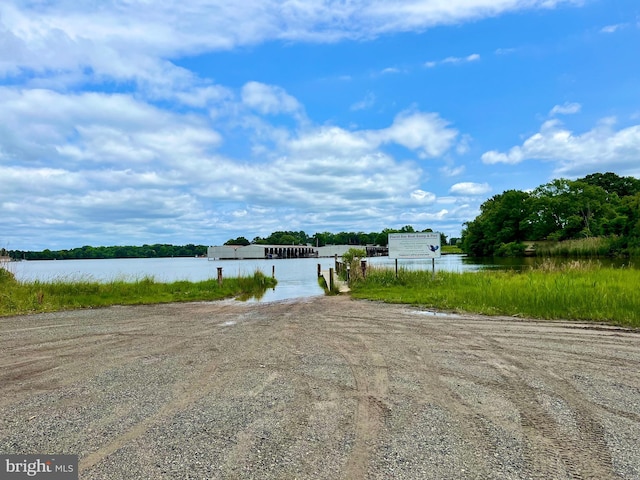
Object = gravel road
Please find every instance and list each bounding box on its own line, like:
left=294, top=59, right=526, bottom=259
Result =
left=2, top=296, right=640, bottom=479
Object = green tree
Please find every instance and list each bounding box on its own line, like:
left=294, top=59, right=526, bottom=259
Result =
left=529, top=179, right=615, bottom=240
left=579, top=172, right=640, bottom=198
left=224, top=237, right=250, bottom=246
left=461, top=190, right=531, bottom=256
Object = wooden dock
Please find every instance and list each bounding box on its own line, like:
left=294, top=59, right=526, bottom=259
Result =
left=320, top=269, right=350, bottom=293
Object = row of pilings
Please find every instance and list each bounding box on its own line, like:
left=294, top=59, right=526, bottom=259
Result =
left=264, top=246, right=317, bottom=259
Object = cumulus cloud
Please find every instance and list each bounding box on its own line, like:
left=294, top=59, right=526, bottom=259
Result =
left=481, top=117, right=640, bottom=177
left=449, top=182, right=491, bottom=195
left=0, top=79, right=469, bottom=248
left=0, top=87, right=221, bottom=169
left=371, top=110, right=460, bottom=158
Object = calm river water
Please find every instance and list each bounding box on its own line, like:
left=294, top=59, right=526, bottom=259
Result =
left=9, top=255, right=637, bottom=303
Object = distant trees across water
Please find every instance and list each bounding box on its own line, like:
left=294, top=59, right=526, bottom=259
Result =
left=461, top=172, right=640, bottom=257
left=225, top=226, right=450, bottom=249
left=9, top=227, right=451, bottom=261
left=8, top=244, right=208, bottom=261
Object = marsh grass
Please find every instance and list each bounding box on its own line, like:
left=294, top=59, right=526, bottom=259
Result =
left=533, top=237, right=615, bottom=257
left=0, top=267, right=276, bottom=316
left=350, top=261, right=640, bottom=327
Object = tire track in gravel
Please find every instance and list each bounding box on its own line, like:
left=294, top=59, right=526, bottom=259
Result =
left=324, top=332, right=390, bottom=480
left=475, top=333, right=616, bottom=479
left=79, top=357, right=220, bottom=472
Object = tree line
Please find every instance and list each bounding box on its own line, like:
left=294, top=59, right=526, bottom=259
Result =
left=461, top=172, right=640, bottom=257
left=225, top=226, right=450, bottom=248
left=6, top=244, right=208, bottom=261
left=7, top=226, right=450, bottom=261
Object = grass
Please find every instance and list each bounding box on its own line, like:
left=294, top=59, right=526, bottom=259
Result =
left=533, top=237, right=615, bottom=257
left=0, top=266, right=276, bottom=317
left=349, top=260, right=640, bottom=328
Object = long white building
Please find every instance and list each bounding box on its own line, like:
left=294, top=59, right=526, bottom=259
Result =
left=208, top=244, right=386, bottom=260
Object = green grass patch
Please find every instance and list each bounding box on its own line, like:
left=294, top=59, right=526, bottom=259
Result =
left=0, top=267, right=276, bottom=316
left=350, top=261, right=640, bottom=328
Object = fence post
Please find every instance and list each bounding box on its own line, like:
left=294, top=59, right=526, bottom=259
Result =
left=329, top=267, right=334, bottom=291
left=317, top=263, right=321, bottom=277
left=217, top=267, right=223, bottom=286
left=272, top=265, right=275, bottom=278
left=360, top=260, right=367, bottom=279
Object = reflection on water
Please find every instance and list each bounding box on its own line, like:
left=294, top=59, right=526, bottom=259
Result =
left=10, top=254, right=638, bottom=303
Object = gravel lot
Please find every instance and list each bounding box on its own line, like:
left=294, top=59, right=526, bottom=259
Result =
left=2, top=296, right=640, bottom=479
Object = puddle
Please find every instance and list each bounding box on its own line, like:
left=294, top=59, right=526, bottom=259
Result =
left=408, top=310, right=461, bottom=318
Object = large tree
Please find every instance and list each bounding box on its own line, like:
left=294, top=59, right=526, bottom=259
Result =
left=461, top=190, right=531, bottom=256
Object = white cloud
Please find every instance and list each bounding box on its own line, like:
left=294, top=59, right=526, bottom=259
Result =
left=371, top=110, right=460, bottom=158
left=287, top=109, right=460, bottom=160
left=0, top=87, right=221, bottom=169
left=549, top=102, right=581, bottom=116
left=440, top=165, right=466, bottom=177
left=1, top=1, right=579, bottom=89
left=495, top=47, right=517, bottom=55
left=288, top=126, right=375, bottom=157
left=481, top=117, right=640, bottom=177
left=449, top=182, right=491, bottom=195
left=425, top=53, right=480, bottom=68
left=1, top=80, right=471, bottom=248
left=241, top=82, right=303, bottom=117
left=600, top=23, right=626, bottom=34
left=410, top=190, right=437, bottom=203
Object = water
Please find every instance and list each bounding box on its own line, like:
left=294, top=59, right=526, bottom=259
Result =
left=9, top=255, right=637, bottom=303
left=10, top=257, right=340, bottom=303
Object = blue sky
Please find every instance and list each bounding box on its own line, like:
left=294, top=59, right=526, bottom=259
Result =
left=1, top=0, right=639, bottom=250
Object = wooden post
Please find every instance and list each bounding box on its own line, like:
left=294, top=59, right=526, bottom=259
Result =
left=272, top=265, right=275, bottom=278
left=395, top=258, right=398, bottom=278
left=317, top=263, right=321, bottom=277
left=329, top=267, right=334, bottom=291
left=360, top=260, right=367, bottom=279
left=217, top=267, right=223, bottom=286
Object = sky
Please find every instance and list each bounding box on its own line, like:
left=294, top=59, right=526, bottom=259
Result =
left=1, top=0, right=639, bottom=251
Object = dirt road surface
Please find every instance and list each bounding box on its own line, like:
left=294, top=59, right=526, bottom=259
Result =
left=2, top=296, right=640, bottom=479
